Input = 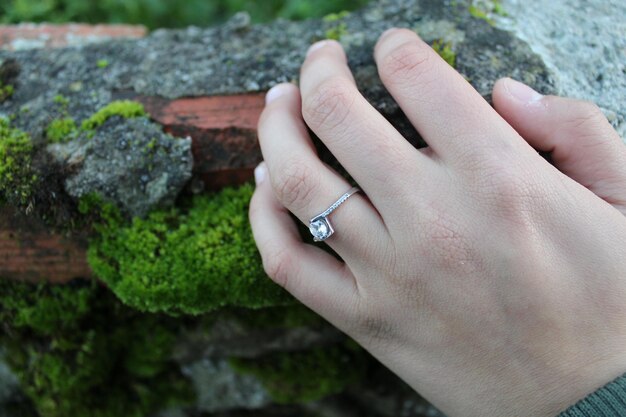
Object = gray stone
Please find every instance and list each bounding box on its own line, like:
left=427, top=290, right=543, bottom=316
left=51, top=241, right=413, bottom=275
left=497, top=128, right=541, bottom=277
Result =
left=497, top=0, right=626, bottom=138
left=174, top=317, right=343, bottom=363
left=0, top=356, right=18, bottom=404
left=47, top=117, right=192, bottom=217
left=0, top=0, right=555, bottom=148
left=182, top=358, right=272, bottom=413
left=0, top=352, right=20, bottom=417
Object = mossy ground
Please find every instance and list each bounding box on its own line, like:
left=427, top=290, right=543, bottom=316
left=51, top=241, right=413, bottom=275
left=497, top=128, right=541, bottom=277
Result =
left=0, top=279, right=194, bottom=417
left=87, top=183, right=292, bottom=315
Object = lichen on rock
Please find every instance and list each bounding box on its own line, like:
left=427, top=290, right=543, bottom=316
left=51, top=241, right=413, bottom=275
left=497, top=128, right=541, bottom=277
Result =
left=48, top=114, right=192, bottom=218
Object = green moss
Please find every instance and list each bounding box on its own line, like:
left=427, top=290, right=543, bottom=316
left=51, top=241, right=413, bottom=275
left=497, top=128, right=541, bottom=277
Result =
left=432, top=39, right=456, bottom=67
left=88, top=183, right=292, bottom=315
left=96, top=59, right=109, bottom=68
left=230, top=342, right=366, bottom=404
left=322, top=10, right=350, bottom=22
left=0, top=279, right=194, bottom=417
left=46, top=117, right=77, bottom=143
left=468, top=1, right=501, bottom=25
left=493, top=1, right=507, bottom=16
left=0, top=82, right=14, bottom=102
left=53, top=94, right=69, bottom=107
left=0, top=117, right=36, bottom=206
left=80, top=100, right=146, bottom=130
left=0, top=281, right=93, bottom=335
left=325, top=22, right=348, bottom=40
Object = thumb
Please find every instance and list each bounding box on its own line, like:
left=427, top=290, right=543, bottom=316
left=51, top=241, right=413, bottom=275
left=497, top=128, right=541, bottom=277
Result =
left=493, top=77, right=626, bottom=215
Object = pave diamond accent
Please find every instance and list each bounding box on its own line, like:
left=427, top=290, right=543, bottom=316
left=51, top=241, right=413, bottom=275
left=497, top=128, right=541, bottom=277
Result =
left=309, top=218, right=332, bottom=241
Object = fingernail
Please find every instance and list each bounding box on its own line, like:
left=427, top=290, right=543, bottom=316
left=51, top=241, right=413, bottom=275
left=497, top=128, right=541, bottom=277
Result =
left=306, top=40, right=330, bottom=57
left=254, top=161, right=267, bottom=185
left=504, top=78, right=543, bottom=105
left=380, top=27, right=400, bottom=42
left=265, top=83, right=291, bottom=104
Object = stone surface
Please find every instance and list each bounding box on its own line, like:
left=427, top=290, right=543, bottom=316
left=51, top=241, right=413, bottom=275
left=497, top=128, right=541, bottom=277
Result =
left=48, top=117, right=193, bottom=217
left=181, top=358, right=272, bottom=413
left=498, top=0, right=626, bottom=138
left=0, top=0, right=554, bottom=152
left=0, top=23, right=147, bottom=51
left=173, top=315, right=344, bottom=363
left=0, top=353, right=19, bottom=414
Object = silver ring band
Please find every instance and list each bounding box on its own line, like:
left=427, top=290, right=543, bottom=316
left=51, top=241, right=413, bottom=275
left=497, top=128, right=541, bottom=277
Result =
left=309, top=186, right=361, bottom=242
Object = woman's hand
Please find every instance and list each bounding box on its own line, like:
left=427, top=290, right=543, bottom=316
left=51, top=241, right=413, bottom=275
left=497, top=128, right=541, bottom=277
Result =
left=249, top=28, right=626, bottom=417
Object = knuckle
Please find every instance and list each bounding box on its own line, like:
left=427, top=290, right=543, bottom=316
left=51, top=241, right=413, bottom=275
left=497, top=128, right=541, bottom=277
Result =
left=302, top=76, right=355, bottom=132
left=271, top=158, right=319, bottom=212
left=543, top=97, right=607, bottom=133
left=380, top=40, right=432, bottom=86
left=262, top=244, right=294, bottom=289
left=567, top=100, right=606, bottom=130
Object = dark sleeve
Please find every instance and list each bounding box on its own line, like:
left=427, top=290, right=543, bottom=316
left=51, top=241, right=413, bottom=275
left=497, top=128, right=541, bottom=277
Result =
left=558, top=373, right=626, bottom=417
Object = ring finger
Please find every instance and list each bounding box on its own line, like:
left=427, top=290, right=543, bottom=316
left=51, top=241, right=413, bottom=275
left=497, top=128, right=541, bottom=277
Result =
left=258, top=82, right=390, bottom=264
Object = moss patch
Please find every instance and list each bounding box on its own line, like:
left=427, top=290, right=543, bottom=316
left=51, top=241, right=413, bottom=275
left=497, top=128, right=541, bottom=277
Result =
left=322, top=10, right=350, bottom=22
left=432, top=39, right=456, bottom=67
left=230, top=342, right=366, bottom=404
left=88, top=183, right=292, bottom=315
left=81, top=100, right=146, bottom=130
left=468, top=1, right=505, bottom=24
left=0, top=117, right=36, bottom=206
left=0, top=279, right=193, bottom=417
left=46, top=117, right=77, bottom=143
left=325, top=22, right=348, bottom=40
left=0, top=82, right=14, bottom=102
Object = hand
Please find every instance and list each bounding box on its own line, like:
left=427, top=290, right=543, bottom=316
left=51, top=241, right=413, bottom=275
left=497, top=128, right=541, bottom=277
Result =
left=249, top=28, right=626, bottom=417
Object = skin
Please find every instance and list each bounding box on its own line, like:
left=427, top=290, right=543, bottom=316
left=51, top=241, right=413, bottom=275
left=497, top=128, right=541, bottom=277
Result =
left=249, top=28, right=626, bottom=417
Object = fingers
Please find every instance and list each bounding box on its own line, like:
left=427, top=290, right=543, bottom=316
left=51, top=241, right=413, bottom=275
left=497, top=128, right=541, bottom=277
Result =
left=493, top=78, right=626, bottom=212
left=257, top=82, right=390, bottom=263
left=373, top=28, right=523, bottom=163
left=299, top=40, right=433, bottom=215
left=249, top=163, right=358, bottom=322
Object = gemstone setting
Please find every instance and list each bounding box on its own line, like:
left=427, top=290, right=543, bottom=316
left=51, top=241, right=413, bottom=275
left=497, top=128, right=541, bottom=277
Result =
left=309, top=217, right=333, bottom=241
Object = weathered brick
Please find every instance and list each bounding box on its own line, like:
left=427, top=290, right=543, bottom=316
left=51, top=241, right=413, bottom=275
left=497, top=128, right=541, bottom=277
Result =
left=0, top=211, right=90, bottom=282
left=0, top=23, right=146, bottom=51
left=134, top=93, right=265, bottom=189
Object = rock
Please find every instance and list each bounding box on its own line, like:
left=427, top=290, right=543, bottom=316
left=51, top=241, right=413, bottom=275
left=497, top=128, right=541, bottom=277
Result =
left=0, top=0, right=554, bottom=149
left=0, top=353, right=19, bottom=409
left=498, top=0, right=626, bottom=138
left=182, top=358, right=272, bottom=413
left=173, top=315, right=344, bottom=363
left=48, top=117, right=192, bottom=217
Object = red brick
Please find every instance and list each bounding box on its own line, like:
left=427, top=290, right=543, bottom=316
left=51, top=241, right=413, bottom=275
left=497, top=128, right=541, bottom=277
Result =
left=135, top=93, right=266, bottom=189
left=0, top=209, right=90, bottom=283
left=0, top=23, right=147, bottom=51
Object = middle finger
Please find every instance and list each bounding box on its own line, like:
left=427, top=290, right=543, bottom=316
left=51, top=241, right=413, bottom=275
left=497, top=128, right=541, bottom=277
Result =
left=299, top=40, right=437, bottom=218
